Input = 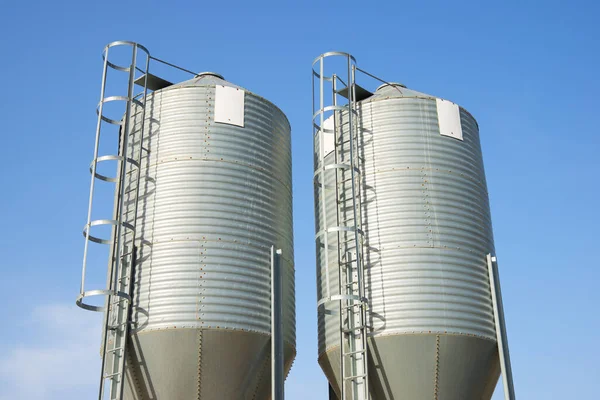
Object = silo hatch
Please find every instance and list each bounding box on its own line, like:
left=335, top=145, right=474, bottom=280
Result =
left=134, top=73, right=173, bottom=91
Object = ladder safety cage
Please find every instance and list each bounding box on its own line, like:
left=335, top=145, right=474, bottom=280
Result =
left=312, top=52, right=370, bottom=400
left=77, top=41, right=205, bottom=400
left=76, top=40, right=151, bottom=400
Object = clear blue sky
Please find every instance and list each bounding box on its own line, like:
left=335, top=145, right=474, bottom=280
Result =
left=0, top=1, right=598, bottom=399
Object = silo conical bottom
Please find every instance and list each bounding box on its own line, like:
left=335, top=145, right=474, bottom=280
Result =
left=319, top=334, right=500, bottom=400
left=117, top=328, right=294, bottom=400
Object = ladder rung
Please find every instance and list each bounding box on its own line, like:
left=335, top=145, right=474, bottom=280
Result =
left=108, top=321, right=130, bottom=330
left=342, top=302, right=365, bottom=309
left=110, top=295, right=130, bottom=304
left=343, top=349, right=366, bottom=356
left=340, top=232, right=364, bottom=238
left=104, top=371, right=121, bottom=379
left=339, top=173, right=361, bottom=181
left=124, top=186, right=138, bottom=195
left=106, top=346, right=124, bottom=353
left=126, top=166, right=141, bottom=175
left=344, top=374, right=367, bottom=381
left=343, top=325, right=367, bottom=333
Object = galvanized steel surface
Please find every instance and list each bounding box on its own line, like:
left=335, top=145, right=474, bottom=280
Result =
left=362, top=89, right=495, bottom=339
left=315, top=85, right=499, bottom=398
left=130, top=75, right=294, bottom=340
left=320, top=335, right=499, bottom=400
left=316, top=89, right=495, bottom=353
left=122, top=75, right=295, bottom=398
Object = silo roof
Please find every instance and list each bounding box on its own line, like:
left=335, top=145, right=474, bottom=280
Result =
left=366, top=82, right=436, bottom=101
left=362, top=82, right=478, bottom=126
left=168, top=72, right=244, bottom=90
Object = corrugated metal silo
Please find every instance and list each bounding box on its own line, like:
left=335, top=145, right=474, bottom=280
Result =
left=78, top=42, right=294, bottom=400
left=313, top=54, right=513, bottom=400
left=117, top=72, right=296, bottom=400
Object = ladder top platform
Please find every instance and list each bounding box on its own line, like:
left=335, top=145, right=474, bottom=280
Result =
left=134, top=73, right=173, bottom=91
left=336, top=83, right=373, bottom=102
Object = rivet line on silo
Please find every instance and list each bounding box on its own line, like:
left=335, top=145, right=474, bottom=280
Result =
left=205, top=90, right=213, bottom=161
left=202, top=236, right=208, bottom=325
left=422, top=166, right=434, bottom=248
left=434, top=334, right=440, bottom=400
left=197, top=328, right=203, bottom=400
left=129, top=348, right=143, bottom=396
left=252, top=351, right=270, bottom=400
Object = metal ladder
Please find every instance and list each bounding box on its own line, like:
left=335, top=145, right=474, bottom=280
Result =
left=313, top=52, right=370, bottom=400
left=76, top=41, right=150, bottom=400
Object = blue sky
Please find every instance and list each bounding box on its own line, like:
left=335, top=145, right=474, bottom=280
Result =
left=0, top=1, right=598, bottom=399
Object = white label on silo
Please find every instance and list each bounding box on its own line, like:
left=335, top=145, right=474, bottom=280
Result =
left=436, top=98, right=463, bottom=141
left=215, top=85, right=245, bottom=127
left=322, top=115, right=335, bottom=157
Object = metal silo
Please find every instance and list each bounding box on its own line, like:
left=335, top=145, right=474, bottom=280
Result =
left=312, top=52, right=515, bottom=400
left=77, top=42, right=295, bottom=400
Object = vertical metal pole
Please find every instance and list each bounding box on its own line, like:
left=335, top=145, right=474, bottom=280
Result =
left=347, top=59, right=361, bottom=301
left=332, top=73, right=346, bottom=400
left=350, top=64, right=364, bottom=302
left=352, top=63, right=369, bottom=400
left=271, top=246, right=284, bottom=400
left=346, top=56, right=367, bottom=400
left=487, top=254, right=516, bottom=400
left=113, top=44, right=146, bottom=400
left=129, top=48, right=150, bottom=234
left=107, top=46, right=137, bottom=400
left=111, top=46, right=137, bottom=295
left=319, top=58, right=331, bottom=300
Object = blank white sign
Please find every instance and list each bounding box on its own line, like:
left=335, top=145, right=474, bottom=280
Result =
left=214, top=85, right=245, bottom=127
left=322, top=115, right=335, bottom=157
left=436, top=98, right=463, bottom=141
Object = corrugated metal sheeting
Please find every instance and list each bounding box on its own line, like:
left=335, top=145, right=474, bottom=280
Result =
left=120, top=75, right=295, bottom=399
left=315, top=84, right=500, bottom=399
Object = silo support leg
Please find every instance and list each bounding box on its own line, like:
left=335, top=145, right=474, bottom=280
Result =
left=487, top=254, right=516, bottom=400
left=271, top=247, right=284, bottom=400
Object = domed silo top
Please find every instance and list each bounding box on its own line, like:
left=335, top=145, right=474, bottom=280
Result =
left=365, top=82, right=478, bottom=132
left=371, top=81, right=431, bottom=98
left=375, top=81, right=407, bottom=90
left=195, top=71, right=226, bottom=80
left=175, top=71, right=239, bottom=88
left=155, top=71, right=291, bottom=131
